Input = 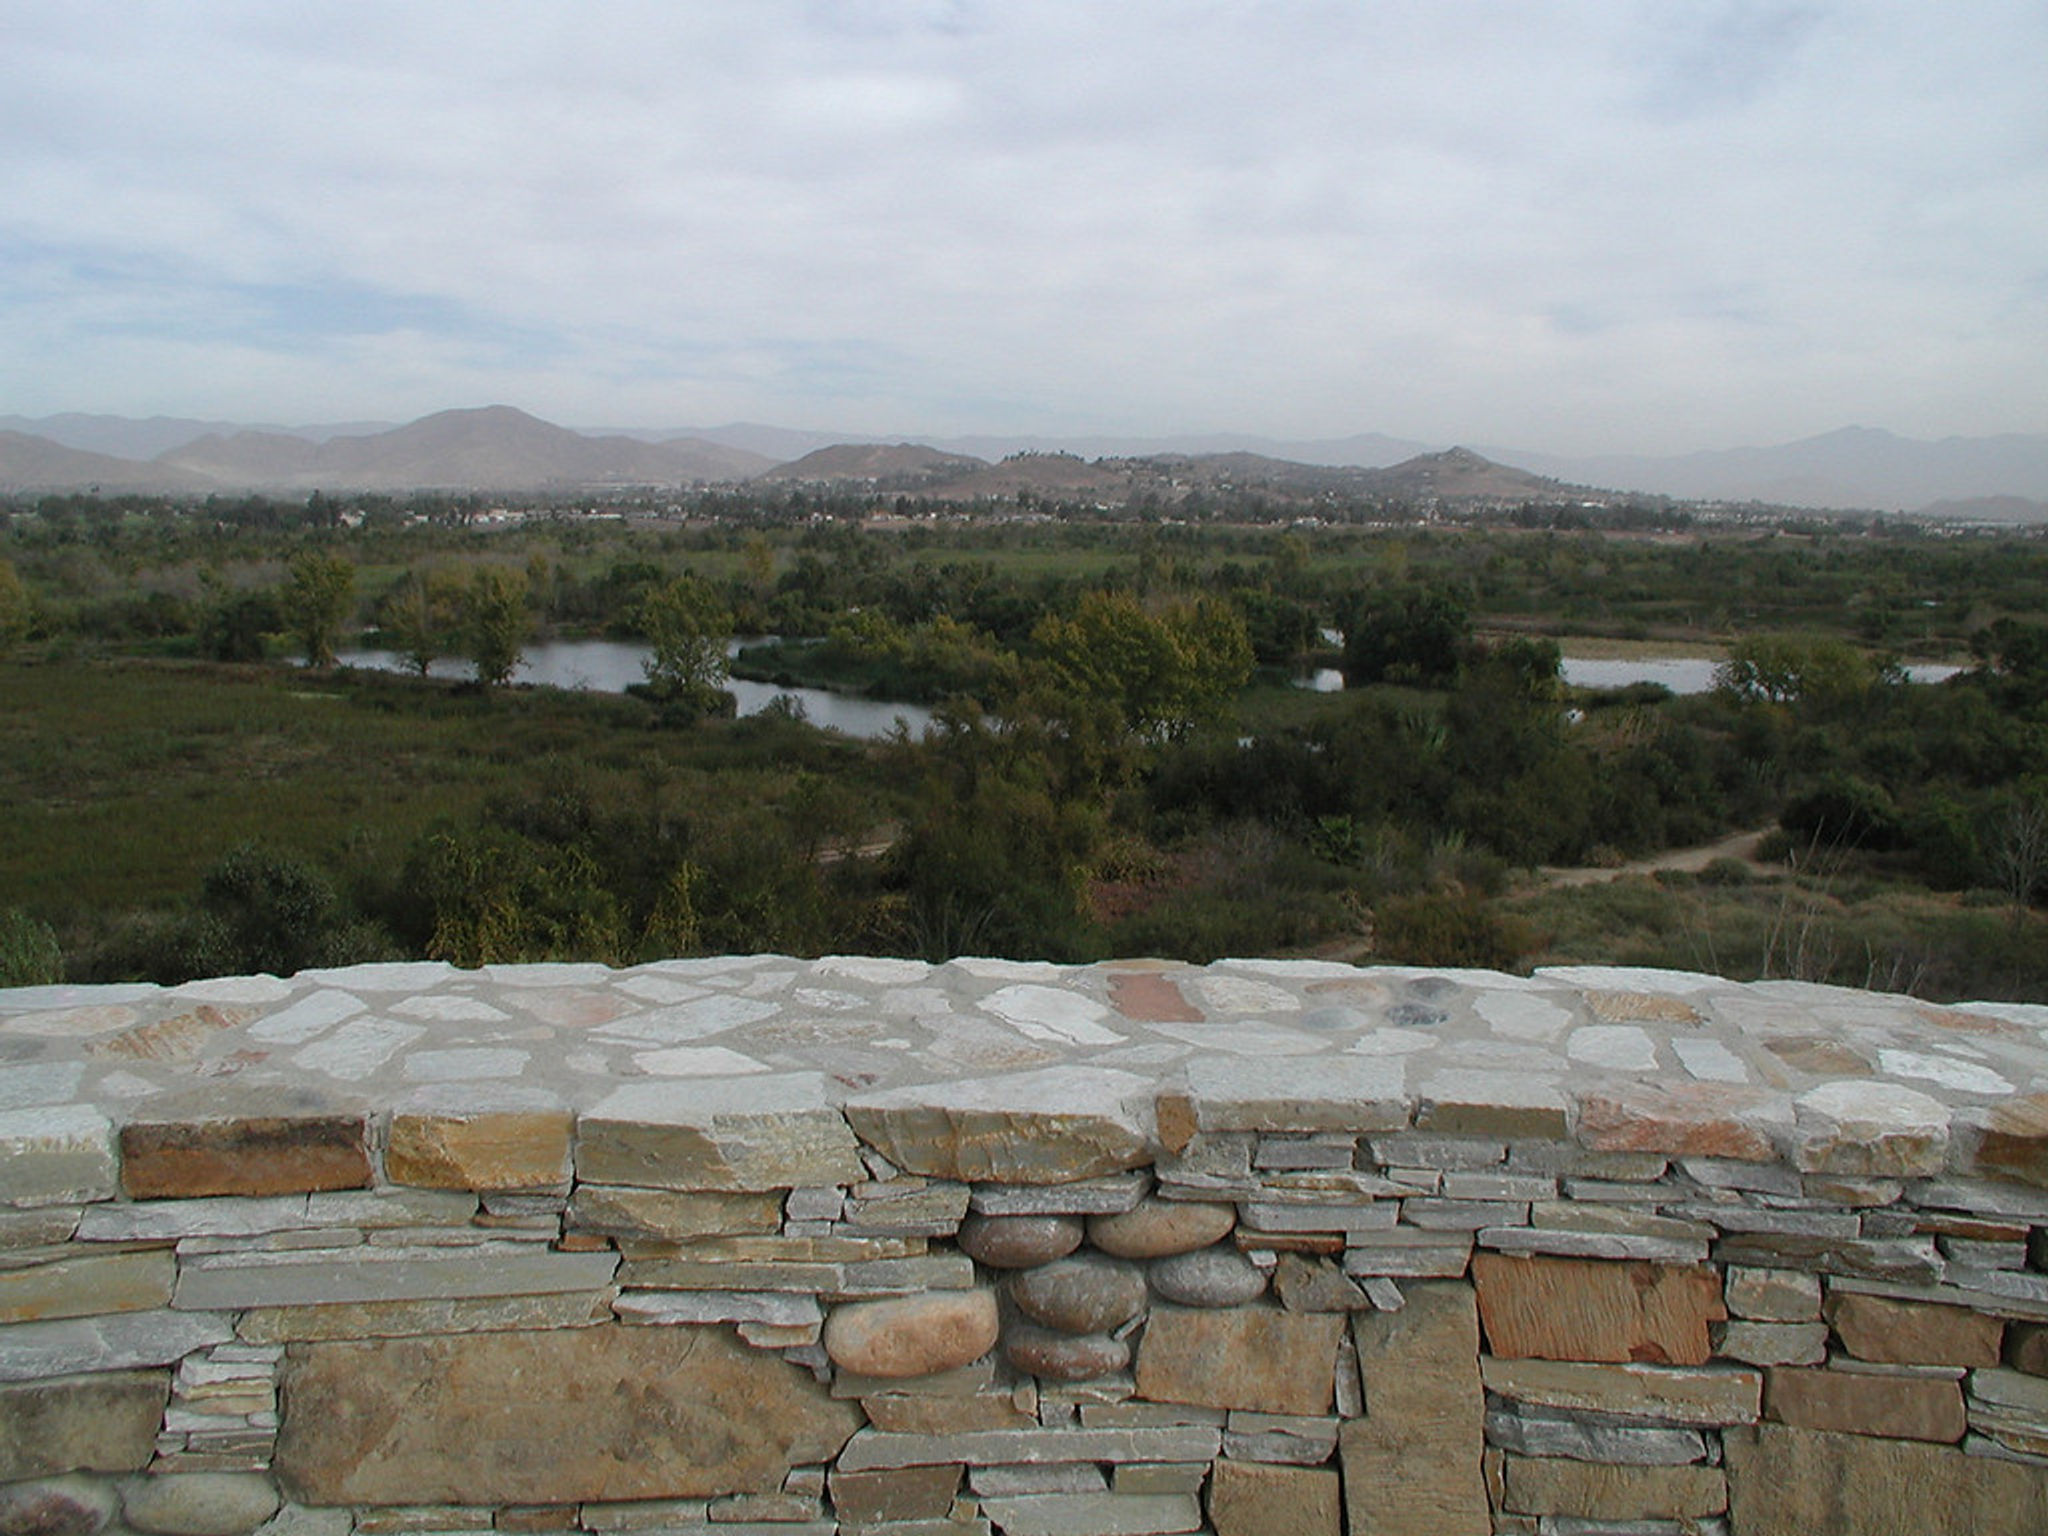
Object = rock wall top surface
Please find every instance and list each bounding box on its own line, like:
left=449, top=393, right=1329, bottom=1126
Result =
left=5, top=958, right=2048, bottom=1202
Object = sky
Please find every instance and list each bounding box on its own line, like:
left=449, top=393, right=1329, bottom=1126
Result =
left=2, top=2, right=2044, bottom=456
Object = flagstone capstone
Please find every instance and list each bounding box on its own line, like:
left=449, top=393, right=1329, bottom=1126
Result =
left=0, top=1106, right=117, bottom=1208
left=845, top=1067, right=1154, bottom=1182
left=577, top=1074, right=863, bottom=1192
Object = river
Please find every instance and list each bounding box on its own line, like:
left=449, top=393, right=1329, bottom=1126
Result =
left=338, top=639, right=936, bottom=741
left=339, top=638, right=1965, bottom=737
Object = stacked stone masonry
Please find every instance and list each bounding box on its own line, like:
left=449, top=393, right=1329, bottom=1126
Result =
left=8, top=956, right=2048, bottom=1534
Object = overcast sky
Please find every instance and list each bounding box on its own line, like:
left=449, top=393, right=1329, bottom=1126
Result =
left=3, top=2, right=2043, bottom=454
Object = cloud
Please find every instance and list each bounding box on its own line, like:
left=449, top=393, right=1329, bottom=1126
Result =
left=0, top=2, right=2042, bottom=452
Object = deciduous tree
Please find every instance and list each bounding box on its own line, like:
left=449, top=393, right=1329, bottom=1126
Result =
left=284, top=552, right=355, bottom=669
left=460, top=567, right=529, bottom=688
left=639, top=574, right=732, bottom=707
left=0, top=558, right=29, bottom=651
left=385, top=569, right=460, bottom=676
left=1032, top=590, right=1252, bottom=742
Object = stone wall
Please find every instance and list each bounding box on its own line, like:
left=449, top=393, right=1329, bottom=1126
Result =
left=7, top=957, right=2048, bottom=1535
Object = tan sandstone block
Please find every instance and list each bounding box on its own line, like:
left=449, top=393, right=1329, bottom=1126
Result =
left=274, top=1325, right=860, bottom=1504
left=1136, top=1305, right=1343, bottom=1417
left=1824, top=1292, right=2002, bottom=1369
left=0, top=1371, right=170, bottom=1480
left=121, top=1114, right=371, bottom=1199
left=1963, top=1093, right=2048, bottom=1188
left=1792, top=1082, right=1950, bottom=1178
left=2010, top=1322, right=2048, bottom=1378
left=1342, top=1282, right=1489, bottom=1536
left=1575, top=1082, right=1786, bottom=1161
left=577, top=1075, right=863, bottom=1193
left=1472, top=1253, right=1724, bottom=1367
left=1765, top=1366, right=1965, bottom=1443
left=567, top=1186, right=783, bottom=1243
left=827, top=1465, right=961, bottom=1525
left=1726, top=1423, right=2048, bottom=1535
left=386, top=1110, right=573, bottom=1193
left=845, top=1067, right=1154, bottom=1183
left=1479, top=1358, right=1761, bottom=1425
left=1208, top=1460, right=1341, bottom=1536
left=859, top=1391, right=1036, bottom=1433
left=0, top=1248, right=175, bottom=1325
left=1501, top=1457, right=1726, bottom=1521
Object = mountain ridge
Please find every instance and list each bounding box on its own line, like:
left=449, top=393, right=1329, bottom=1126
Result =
left=0, top=407, right=2041, bottom=513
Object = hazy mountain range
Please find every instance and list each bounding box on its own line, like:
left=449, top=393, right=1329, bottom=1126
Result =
left=1, top=406, right=2043, bottom=517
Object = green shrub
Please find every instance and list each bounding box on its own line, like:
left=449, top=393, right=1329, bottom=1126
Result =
left=1373, top=892, right=1542, bottom=970
left=1698, top=857, right=1754, bottom=887
left=0, top=908, right=62, bottom=985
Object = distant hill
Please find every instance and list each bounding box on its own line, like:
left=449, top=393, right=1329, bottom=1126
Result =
left=2, top=408, right=2042, bottom=513
left=0, top=432, right=212, bottom=494
left=1485, top=427, right=2048, bottom=514
left=754, top=442, right=1577, bottom=509
left=154, top=406, right=772, bottom=491
left=0, top=413, right=394, bottom=460
left=1916, top=495, right=2048, bottom=524
left=1361, top=446, right=1579, bottom=503
left=758, top=442, right=989, bottom=489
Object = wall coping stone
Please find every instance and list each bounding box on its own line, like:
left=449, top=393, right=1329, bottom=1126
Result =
left=5, top=959, right=2048, bottom=1202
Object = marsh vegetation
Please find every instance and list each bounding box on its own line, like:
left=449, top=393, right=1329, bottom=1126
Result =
left=2, top=491, right=2044, bottom=999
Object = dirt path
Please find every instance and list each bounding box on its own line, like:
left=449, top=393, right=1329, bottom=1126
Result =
left=1537, top=826, right=1775, bottom=888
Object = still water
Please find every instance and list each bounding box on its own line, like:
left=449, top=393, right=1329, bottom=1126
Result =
left=340, top=639, right=1965, bottom=736
left=1296, top=657, right=1962, bottom=695
left=338, top=639, right=935, bottom=741
left=1559, top=656, right=1963, bottom=694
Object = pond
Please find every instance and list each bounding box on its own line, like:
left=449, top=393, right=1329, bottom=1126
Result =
left=338, top=639, right=936, bottom=741
left=1293, top=655, right=1965, bottom=695
left=1559, top=656, right=1964, bottom=695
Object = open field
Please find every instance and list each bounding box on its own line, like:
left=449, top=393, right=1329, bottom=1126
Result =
left=0, top=656, right=886, bottom=921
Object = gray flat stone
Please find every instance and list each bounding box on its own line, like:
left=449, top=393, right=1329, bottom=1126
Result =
left=613, top=1291, right=823, bottom=1328
left=970, top=1172, right=1153, bottom=1216
left=78, top=1197, right=313, bottom=1242
left=975, top=1492, right=1201, bottom=1536
left=835, top=1426, right=1222, bottom=1471
left=0, top=1107, right=116, bottom=1209
left=233, top=1291, right=611, bottom=1344
left=1484, top=1405, right=1709, bottom=1465
left=0, top=1311, right=236, bottom=1382
left=1183, top=1056, right=1407, bottom=1134
left=171, top=1246, right=618, bottom=1311
left=1476, top=1228, right=1709, bottom=1264
left=1243, top=1201, right=1397, bottom=1233
left=1712, top=1320, right=1829, bottom=1366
